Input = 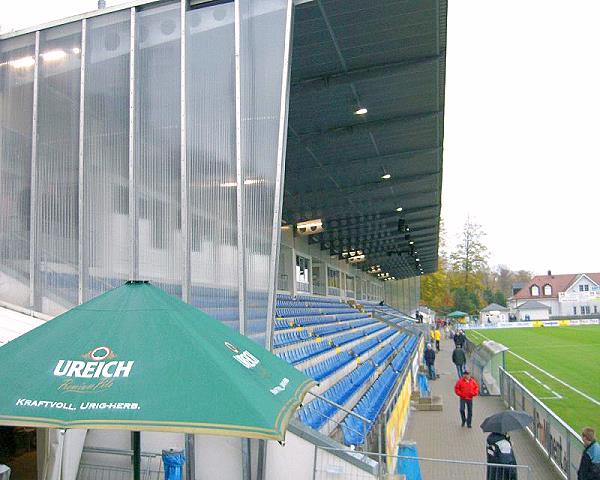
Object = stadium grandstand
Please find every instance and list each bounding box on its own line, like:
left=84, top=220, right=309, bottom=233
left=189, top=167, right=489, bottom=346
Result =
left=0, top=0, right=447, bottom=479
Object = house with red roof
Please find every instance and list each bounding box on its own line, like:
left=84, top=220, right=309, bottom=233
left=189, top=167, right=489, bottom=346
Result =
left=509, top=270, right=600, bottom=319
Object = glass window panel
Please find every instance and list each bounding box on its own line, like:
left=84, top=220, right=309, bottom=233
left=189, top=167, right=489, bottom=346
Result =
left=83, top=11, right=131, bottom=301
left=186, top=1, right=239, bottom=329
left=0, top=34, right=35, bottom=307
left=135, top=3, right=181, bottom=298
left=36, top=23, right=82, bottom=314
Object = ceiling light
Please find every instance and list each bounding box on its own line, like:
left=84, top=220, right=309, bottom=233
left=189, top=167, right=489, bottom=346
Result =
left=72, top=47, right=81, bottom=54
left=296, top=219, right=324, bottom=236
left=415, top=258, right=420, bottom=261
left=381, top=174, right=391, bottom=180
left=409, top=241, right=414, bottom=245
left=41, top=50, right=67, bottom=62
left=9, top=56, right=35, bottom=68
left=396, top=207, right=403, bottom=212
left=354, top=107, right=368, bottom=115
left=243, top=178, right=262, bottom=185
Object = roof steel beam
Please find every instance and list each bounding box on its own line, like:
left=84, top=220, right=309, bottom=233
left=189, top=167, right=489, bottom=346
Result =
left=285, top=146, right=441, bottom=175
left=296, top=110, right=441, bottom=139
left=291, top=55, right=442, bottom=92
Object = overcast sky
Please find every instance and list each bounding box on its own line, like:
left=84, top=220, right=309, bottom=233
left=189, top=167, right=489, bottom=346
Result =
left=2, top=1, right=599, bottom=276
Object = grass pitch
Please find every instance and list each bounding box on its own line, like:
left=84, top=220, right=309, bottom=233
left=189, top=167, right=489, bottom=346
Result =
left=466, top=326, right=600, bottom=434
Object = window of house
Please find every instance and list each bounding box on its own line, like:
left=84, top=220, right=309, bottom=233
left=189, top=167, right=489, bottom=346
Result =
left=584, top=305, right=591, bottom=314
left=585, top=285, right=589, bottom=291
left=543, top=284, right=552, bottom=296
left=573, top=306, right=577, bottom=315
left=531, top=285, right=539, bottom=296
left=594, top=305, right=598, bottom=314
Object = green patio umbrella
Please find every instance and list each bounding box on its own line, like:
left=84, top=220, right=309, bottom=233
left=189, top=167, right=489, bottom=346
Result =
left=0, top=281, right=315, bottom=441
left=447, top=311, right=468, bottom=318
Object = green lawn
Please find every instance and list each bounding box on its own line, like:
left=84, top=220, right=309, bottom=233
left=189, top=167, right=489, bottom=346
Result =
left=466, top=326, right=600, bottom=434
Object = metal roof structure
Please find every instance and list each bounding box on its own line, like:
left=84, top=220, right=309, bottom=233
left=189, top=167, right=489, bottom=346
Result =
left=0, top=0, right=447, bottom=282
left=285, top=0, right=447, bottom=279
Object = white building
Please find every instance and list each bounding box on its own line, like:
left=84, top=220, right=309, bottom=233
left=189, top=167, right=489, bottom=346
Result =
left=516, top=300, right=551, bottom=321
left=479, top=303, right=509, bottom=324
left=509, top=271, right=600, bottom=318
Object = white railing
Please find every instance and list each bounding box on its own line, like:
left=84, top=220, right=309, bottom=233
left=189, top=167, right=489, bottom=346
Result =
left=312, top=446, right=532, bottom=480
left=499, top=367, right=585, bottom=480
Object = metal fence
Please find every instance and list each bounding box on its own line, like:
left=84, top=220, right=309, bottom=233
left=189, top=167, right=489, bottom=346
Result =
left=77, top=447, right=163, bottom=480
left=312, top=446, right=532, bottom=480
left=499, top=367, right=584, bottom=480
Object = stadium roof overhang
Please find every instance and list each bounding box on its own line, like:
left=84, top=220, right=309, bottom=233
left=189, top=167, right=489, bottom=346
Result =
left=285, top=0, right=447, bottom=280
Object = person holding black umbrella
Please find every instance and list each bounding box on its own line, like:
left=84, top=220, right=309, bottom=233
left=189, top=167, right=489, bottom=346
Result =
left=486, top=432, right=518, bottom=480
left=480, top=410, right=534, bottom=480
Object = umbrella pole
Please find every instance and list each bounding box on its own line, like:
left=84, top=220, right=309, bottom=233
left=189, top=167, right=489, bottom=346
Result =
left=132, top=431, right=141, bottom=480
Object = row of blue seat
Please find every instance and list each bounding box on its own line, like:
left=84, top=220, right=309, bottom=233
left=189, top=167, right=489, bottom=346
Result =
left=275, top=324, right=393, bottom=366
left=341, top=340, right=417, bottom=446
left=272, top=329, right=311, bottom=348
left=276, top=341, right=331, bottom=365
left=298, top=361, right=376, bottom=430
left=276, top=307, right=357, bottom=318
left=298, top=333, right=415, bottom=431
left=275, top=312, right=369, bottom=330
left=277, top=294, right=344, bottom=305
left=277, top=299, right=345, bottom=309
left=301, top=327, right=406, bottom=382
left=303, top=351, right=355, bottom=382
left=312, top=323, right=351, bottom=337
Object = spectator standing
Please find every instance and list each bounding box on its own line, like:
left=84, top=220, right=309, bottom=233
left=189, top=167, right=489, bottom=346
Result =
left=434, top=328, right=441, bottom=352
left=578, top=427, right=600, bottom=480
left=424, top=344, right=437, bottom=380
left=486, top=432, right=518, bottom=480
left=429, top=328, right=435, bottom=345
left=452, top=345, right=467, bottom=378
left=454, top=370, right=479, bottom=428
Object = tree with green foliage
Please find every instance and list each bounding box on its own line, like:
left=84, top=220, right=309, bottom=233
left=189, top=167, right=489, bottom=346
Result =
left=449, top=218, right=489, bottom=291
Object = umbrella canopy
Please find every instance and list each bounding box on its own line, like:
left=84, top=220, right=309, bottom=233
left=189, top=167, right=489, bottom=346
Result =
left=0, top=281, right=315, bottom=441
left=480, top=410, right=533, bottom=434
left=447, top=311, right=468, bottom=318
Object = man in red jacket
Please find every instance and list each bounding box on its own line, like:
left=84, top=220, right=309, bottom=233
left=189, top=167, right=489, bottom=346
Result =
left=454, top=370, right=479, bottom=428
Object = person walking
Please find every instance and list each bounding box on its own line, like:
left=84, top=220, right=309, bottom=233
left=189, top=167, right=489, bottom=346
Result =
left=578, top=427, right=600, bottom=480
left=454, top=370, right=479, bottom=428
left=424, top=343, right=437, bottom=380
left=452, top=345, right=467, bottom=378
left=434, top=328, right=441, bottom=352
left=429, top=328, right=436, bottom=345
left=486, top=432, right=518, bottom=480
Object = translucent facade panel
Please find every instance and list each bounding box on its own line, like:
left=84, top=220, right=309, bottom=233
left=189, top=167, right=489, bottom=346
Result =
left=135, top=3, right=182, bottom=298
left=239, top=0, right=290, bottom=344
left=277, top=244, right=293, bottom=292
left=83, top=11, right=131, bottom=301
left=186, top=2, right=239, bottom=329
left=327, top=267, right=340, bottom=297
left=36, top=23, right=82, bottom=314
left=311, top=259, right=326, bottom=296
left=345, top=274, right=355, bottom=298
left=0, top=35, right=34, bottom=307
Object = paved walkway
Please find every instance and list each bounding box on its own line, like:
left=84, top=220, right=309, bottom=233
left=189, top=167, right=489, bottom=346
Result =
left=403, top=337, right=562, bottom=480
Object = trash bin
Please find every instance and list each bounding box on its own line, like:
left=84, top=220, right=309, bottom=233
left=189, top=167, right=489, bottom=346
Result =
left=0, top=464, right=11, bottom=480
left=162, top=449, right=185, bottom=480
left=397, top=442, right=422, bottom=480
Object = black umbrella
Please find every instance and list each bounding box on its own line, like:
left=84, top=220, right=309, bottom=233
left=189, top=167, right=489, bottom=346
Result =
left=480, top=410, right=533, bottom=434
